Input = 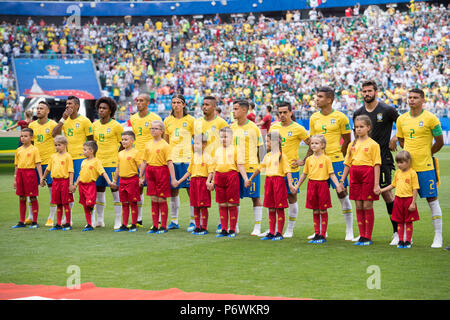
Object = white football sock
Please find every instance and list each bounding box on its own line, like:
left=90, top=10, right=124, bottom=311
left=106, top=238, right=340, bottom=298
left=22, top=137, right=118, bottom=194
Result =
left=286, top=202, right=298, bottom=232
left=339, top=195, right=353, bottom=234
left=429, top=199, right=442, bottom=234
left=190, top=206, right=195, bottom=224
left=170, top=196, right=180, bottom=224
left=137, top=192, right=144, bottom=222
left=112, top=191, right=122, bottom=227
left=48, top=187, right=56, bottom=220
left=253, top=206, right=263, bottom=231
left=95, top=192, right=106, bottom=225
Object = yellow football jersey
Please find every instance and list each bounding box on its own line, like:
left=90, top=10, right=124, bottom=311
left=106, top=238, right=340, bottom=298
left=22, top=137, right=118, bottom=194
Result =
left=392, top=168, right=420, bottom=198
left=129, top=111, right=162, bottom=152
left=396, top=110, right=442, bottom=172
left=230, top=120, right=263, bottom=173
left=194, top=116, right=229, bottom=158
left=213, top=145, right=243, bottom=173
left=62, top=115, right=93, bottom=160
left=117, top=148, right=141, bottom=178
left=309, top=110, right=351, bottom=162
left=14, top=144, right=41, bottom=169
left=79, top=157, right=105, bottom=183
left=93, top=119, right=123, bottom=167
left=29, top=119, right=57, bottom=165
left=164, top=114, right=195, bottom=163
left=303, top=153, right=334, bottom=181
left=47, top=152, right=74, bottom=179
left=344, top=137, right=381, bottom=167
left=188, top=152, right=215, bottom=178
left=269, top=121, right=309, bottom=172
left=142, top=139, right=172, bottom=166
left=259, top=151, right=290, bottom=177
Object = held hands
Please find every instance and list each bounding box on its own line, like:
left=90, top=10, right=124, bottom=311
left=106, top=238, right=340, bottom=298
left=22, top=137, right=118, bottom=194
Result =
left=336, top=183, right=345, bottom=194
left=40, top=179, right=46, bottom=187
left=69, top=184, right=76, bottom=193
left=373, top=185, right=381, bottom=196
left=139, top=176, right=145, bottom=187
left=408, top=202, right=416, bottom=212
left=206, top=181, right=214, bottom=191
left=291, top=159, right=305, bottom=169
left=172, top=180, right=180, bottom=188
left=244, top=178, right=252, bottom=188
left=289, top=183, right=297, bottom=195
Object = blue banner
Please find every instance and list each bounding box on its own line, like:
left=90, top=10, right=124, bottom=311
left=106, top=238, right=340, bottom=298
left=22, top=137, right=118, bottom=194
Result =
left=13, top=58, right=101, bottom=100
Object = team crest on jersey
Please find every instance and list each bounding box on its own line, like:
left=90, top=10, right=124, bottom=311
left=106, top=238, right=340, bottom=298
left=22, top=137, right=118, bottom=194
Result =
left=76, top=123, right=80, bottom=129
left=244, top=130, right=248, bottom=136
left=145, top=122, right=149, bottom=127
left=419, top=121, right=424, bottom=127
left=211, top=126, right=216, bottom=132
left=107, top=128, right=111, bottom=134
left=46, top=128, right=50, bottom=134
left=288, top=131, right=292, bottom=136
left=331, top=119, right=336, bottom=124
left=183, top=122, right=187, bottom=127
left=377, top=113, right=383, bottom=122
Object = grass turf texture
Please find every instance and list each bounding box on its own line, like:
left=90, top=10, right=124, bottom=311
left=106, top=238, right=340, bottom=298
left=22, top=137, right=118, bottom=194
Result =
left=0, top=146, right=449, bottom=300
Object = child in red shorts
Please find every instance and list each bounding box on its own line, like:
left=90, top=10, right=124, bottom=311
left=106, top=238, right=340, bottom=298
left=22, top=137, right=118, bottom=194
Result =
left=379, top=150, right=419, bottom=248
left=247, top=131, right=295, bottom=241
left=213, top=127, right=247, bottom=238
left=12, top=128, right=43, bottom=229
left=112, top=131, right=142, bottom=232
left=340, top=115, right=381, bottom=246
left=41, top=135, right=74, bottom=231
left=139, top=120, right=176, bottom=234
left=174, top=134, right=215, bottom=235
left=72, top=141, right=114, bottom=231
left=295, top=135, right=343, bottom=243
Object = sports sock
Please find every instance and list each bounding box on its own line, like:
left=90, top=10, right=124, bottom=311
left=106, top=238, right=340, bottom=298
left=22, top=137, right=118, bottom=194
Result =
left=356, top=209, right=365, bottom=239
left=170, top=196, right=180, bottom=224
left=95, top=191, right=106, bottom=224
left=56, top=205, right=63, bottom=226
left=397, top=223, right=405, bottom=242
left=19, top=198, right=27, bottom=223
left=269, top=209, right=277, bottom=235
left=386, top=201, right=397, bottom=233
left=159, top=201, right=168, bottom=229
left=48, top=187, right=56, bottom=220
left=286, top=202, right=298, bottom=233
left=339, top=195, right=353, bottom=234
left=219, top=206, right=229, bottom=232
left=122, top=202, right=130, bottom=227
left=320, top=211, right=328, bottom=238
left=190, top=206, right=195, bottom=225
left=405, top=222, right=413, bottom=243
left=364, top=208, right=375, bottom=240
left=151, top=201, right=160, bottom=229
left=276, top=208, right=285, bottom=235
left=63, top=204, right=71, bottom=225
left=30, top=199, right=39, bottom=223
left=313, top=213, right=321, bottom=235
left=84, top=205, right=93, bottom=226
left=253, top=205, right=263, bottom=229
left=130, top=202, right=138, bottom=225
left=194, top=207, right=201, bottom=229
left=428, top=199, right=442, bottom=235
left=200, top=207, right=209, bottom=230
left=112, top=191, right=122, bottom=228
left=137, top=193, right=144, bottom=222
left=27, top=199, right=33, bottom=221
left=229, top=206, right=238, bottom=232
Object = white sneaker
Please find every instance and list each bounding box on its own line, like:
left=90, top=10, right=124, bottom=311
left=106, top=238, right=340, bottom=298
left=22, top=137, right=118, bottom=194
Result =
left=431, top=233, right=443, bottom=248
left=113, top=224, right=121, bottom=230
left=352, top=236, right=360, bottom=242
left=390, top=232, right=399, bottom=245
left=345, top=231, right=354, bottom=241
left=251, top=225, right=261, bottom=236
left=96, top=222, right=105, bottom=228
left=258, top=229, right=270, bottom=237
left=283, top=229, right=294, bottom=238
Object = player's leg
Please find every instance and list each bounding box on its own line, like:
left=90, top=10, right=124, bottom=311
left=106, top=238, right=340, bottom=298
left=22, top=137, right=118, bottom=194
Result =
left=380, top=164, right=398, bottom=245
left=362, top=200, right=375, bottom=245
left=284, top=171, right=300, bottom=238
left=354, top=200, right=366, bottom=245
left=250, top=174, right=263, bottom=236
left=95, top=185, right=106, bottom=227
left=332, top=161, right=354, bottom=240
left=169, top=188, right=181, bottom=229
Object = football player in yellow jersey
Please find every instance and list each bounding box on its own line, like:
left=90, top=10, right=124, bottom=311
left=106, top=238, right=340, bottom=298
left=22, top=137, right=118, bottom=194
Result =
left=268, top=102, right=310, bottom=238
left=310, top=87, right=354, bottom=241
left=28, top=101, right=58, bottom=227
left=93, top=97, right=124, bottom=229
left=53, top=96, right=94, bottom=221
left=164, top=95, right=196, bottom=231
left=195, top=96, right=229, bottom=230
left=129, top=93, right=162, bottom=226
left=397, top=88, right=444, bottom=248
left=231, top=100, right=264, bottom=236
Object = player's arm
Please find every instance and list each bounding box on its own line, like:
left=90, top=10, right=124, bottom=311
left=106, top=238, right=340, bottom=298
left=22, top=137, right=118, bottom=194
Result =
left=397, top=137, right=404, bottom=148
left=379, top=184, right=394, bottom=194
left=295, top=172, right=307, bottom=190
left=431, top=134, right=444, bottom=155
left=340, top=165, right=350, bottom=185
left=138, top=160, right=147, bottom=186
left=52, top=107, right=73, bottom=137
left=409, top=188, right=418, bottom=211
left=175, top=170, right=191, bottom=187
left=373, top=164, right=381, bottom=195
left=286, top=172, right=296, bottom=194
left=112, top=163, right=120, bottom=188
left=300, top=137, right=312, bottom=164
left=389, top=135, right=398, bottom=151
left=167, top=160, right=177, bottom=187
left=341, top=133, right=351, bottom=158
left=13, top=165, right=18, bottom=189
left=246, top=168, right=261, bottom=188
left=237, top=163, right=248, bottom=184
left=329, top=173, right=341, bottom=192
left=40, top=167, right=50, bottom=187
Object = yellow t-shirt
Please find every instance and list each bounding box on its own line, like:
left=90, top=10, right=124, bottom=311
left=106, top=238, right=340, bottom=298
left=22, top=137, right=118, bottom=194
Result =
left=344, top=138, right=381, bottom=167
left=194, top=116, right=229, bottom=158
left=303, top=153, right=334, bottom=181
left=28, top=119, right=57, bottom=165
left=164, top=114, right=195, bottom=163
left=269, top=121, right=309, bottom=172
left=14, top=144, right=41, bottom=169
left=309, top=110, right=351, bottom=162
left=259, top=152, right=290, bottom=177
left=396, top=110, right=442, bottom=172
left=391, top=168, right=420, bottom=198
left=93, top=119, right=123, bottom=167
left=62, top=115, right=93, bottom=160
left=47, top=152, right=74, bottom=179
left=230, top=120, right=263, bottom=173
left=213, top=145, right=243, bottom=173
left=188, top=152, right=215, bottom=178
left=79, top=157, right=105, bottom=183
left=117, top=148, right=141, bottom=178
left=142, top=139, right=172, bottom=166
left=129, top=111, right=162, bottom=153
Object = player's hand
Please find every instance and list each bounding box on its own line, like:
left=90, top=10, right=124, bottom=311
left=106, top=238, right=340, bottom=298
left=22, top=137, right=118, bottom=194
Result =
left=336, top=184, right=344, bottom=194
left=244, top=179, right=252, bottom=188
left=373, top=185, right=381, bottom=196
left=408, top=202, right=416, bottom=212
left=69, top=184, right=76, bottom=193
left=139, top=177, right=145, bottom=186
left=172, top=180, right=179, bottom=188
left=206, top=182, right=214, bottom=191
left=62, top=106, right=74, bottom=120
left=291, top=159, right=305, bottom=168
left=389, top=136, right=398, bottom=151
left=289, top=184, right=297, bottom=194
left=40, top=180, right=46, bottom=187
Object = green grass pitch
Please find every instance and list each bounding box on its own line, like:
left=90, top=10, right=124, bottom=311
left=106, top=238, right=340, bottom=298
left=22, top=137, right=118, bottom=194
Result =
left=0, top=146, right=449, bottom=300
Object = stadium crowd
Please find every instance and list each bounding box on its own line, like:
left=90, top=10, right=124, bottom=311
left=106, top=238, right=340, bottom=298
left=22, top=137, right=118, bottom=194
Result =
left=0, top=1, right=448, bottom=126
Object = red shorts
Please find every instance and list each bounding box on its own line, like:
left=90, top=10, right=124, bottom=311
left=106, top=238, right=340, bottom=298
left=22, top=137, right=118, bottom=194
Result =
left=392, top=196, right=420, bottom=223
left=349, top=165, right=379, bottom=201
left=51, top=178, right=74, bottom=205
left=119, top=175, right=141, bottom=203
left=16, top=168, right=38, bottom=197
left=306, top=179, right=332, bottom=211
left=263, top=176, right=288, bottom=208
left=79, top=181, right=97, bottom=208
left=190, top=176, right=211, bottom=207
left=214, top=171, right=240, bottom=204
left=146, top=165, right=171, bottom=198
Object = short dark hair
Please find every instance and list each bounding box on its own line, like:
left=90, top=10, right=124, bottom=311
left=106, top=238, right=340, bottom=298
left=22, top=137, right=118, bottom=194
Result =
left=266, top=105, right=273, bottom=113
left=409, top=88, right=425, bottom=99
left=22, top=128, right=33, bottom=136
left=277, top=101, right=292, bottom=111
left=122, top=130, right=135, bottom=140
left=38, top=100, right=50, bottom=108
left=361, top=80, right=378, bottom=91
left=317, top=86, right=335, bottom=101
left=83, top=140, right=98, bottom=155
left=233, top=100, right=249, bottom=110
left=95, top=96, right=117, bottom=118
left=203, top=96, right=217, bottom=105
left=67, top=96, right=80, bottom=106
